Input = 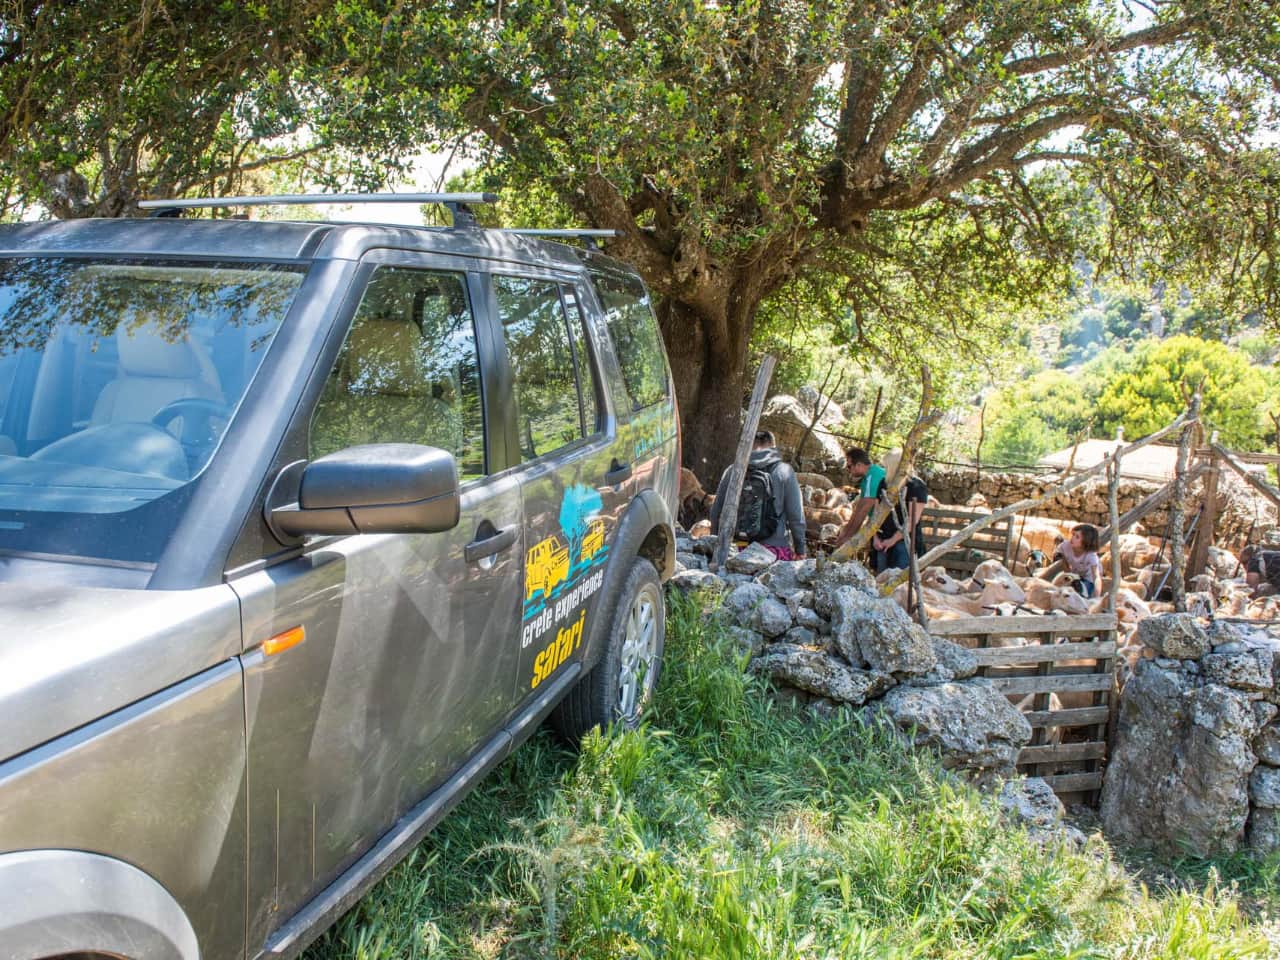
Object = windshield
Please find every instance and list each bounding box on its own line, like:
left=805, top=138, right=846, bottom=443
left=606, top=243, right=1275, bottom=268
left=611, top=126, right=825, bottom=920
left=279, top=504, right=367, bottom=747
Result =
left=0, top=257, right=304, bottom=565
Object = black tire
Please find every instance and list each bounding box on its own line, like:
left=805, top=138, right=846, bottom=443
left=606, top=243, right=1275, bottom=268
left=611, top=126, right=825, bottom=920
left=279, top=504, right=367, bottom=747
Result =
left=551, top=557, right=665, bottom=742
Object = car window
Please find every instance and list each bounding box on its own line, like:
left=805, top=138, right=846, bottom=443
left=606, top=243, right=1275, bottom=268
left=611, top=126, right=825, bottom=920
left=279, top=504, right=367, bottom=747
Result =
left=560, top=287, right=599, bottom=435
left=493, top=275, right=593, bottom=461
left=311, top=267, right=485, bottom=481
left=590, top=271, right=669, bottom=411
left=0, top=257, right=302, bottom=564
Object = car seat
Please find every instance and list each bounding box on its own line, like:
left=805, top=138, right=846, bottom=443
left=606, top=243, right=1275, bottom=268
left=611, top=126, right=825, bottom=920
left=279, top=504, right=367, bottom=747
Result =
left=90, top=323, right=223, bottom=427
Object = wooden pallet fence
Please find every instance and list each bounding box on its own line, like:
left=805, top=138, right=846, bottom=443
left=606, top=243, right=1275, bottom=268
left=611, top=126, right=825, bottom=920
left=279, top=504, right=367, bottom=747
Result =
left=928, top=613, right=1118, bottom=797
left=919, top=506, right=1013, bottom=575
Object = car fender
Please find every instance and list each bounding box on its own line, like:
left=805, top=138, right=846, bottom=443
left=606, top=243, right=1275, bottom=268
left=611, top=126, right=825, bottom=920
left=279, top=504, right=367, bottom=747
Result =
left=0, top=849, right=199, bottom=960
left=580, top=489, right=675, bottom=671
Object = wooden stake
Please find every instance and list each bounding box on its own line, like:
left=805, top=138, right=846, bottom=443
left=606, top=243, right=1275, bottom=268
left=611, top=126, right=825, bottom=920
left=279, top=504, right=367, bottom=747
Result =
left=1107, top=456, right=1121, bottom=617
left=975, top=402, right=986, bottom=484
left=1188, top=435, right=1220, bottom=580
left=713, top=355, right=778, bottom=570
left=1168, top=393, right=1202, bottom=612
left=903, top=487, right=927, bottom=626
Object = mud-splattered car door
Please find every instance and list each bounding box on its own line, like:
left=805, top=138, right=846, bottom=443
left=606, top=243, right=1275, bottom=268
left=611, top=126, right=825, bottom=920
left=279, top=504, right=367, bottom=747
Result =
left=484, top=271, right=627, bottom=699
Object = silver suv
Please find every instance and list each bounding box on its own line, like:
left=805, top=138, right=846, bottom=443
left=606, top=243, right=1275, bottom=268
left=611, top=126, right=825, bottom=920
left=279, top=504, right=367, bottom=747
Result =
left=0, top=198, right=679, bottom=960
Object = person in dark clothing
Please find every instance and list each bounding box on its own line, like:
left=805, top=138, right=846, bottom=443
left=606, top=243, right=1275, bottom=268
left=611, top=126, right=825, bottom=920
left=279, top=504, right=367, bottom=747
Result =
left=709, top=431, right=807, bottom=560
left=835, top=446, right=923, bottom=573
left=1242, top=545, right=1280, bottom=595
left=882, top=448, right=929, bottom=559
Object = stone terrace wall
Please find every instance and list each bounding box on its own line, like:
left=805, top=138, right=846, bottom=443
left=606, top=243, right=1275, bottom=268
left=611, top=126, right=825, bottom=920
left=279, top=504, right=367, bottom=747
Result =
left=922, top=467, right=1275, bottom=553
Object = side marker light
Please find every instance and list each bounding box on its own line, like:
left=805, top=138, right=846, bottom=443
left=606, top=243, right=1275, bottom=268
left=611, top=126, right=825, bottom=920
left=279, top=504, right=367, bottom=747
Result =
left=262, top=625, right=305, bottom=657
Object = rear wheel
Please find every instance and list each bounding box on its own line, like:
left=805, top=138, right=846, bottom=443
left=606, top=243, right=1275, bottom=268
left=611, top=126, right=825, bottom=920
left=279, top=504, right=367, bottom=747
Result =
left=551, top=558, right=665, bottom=741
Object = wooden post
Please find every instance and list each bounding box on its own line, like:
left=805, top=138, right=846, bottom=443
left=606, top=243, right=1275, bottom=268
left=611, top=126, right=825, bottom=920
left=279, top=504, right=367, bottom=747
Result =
left=975, top=403, right=986, bottom=484
left=1107, top=456, right=1121, bottom=617
left=864, top=386, right=884, bottom=452
left=1188, top=431, right=1221, bottom=581
left=1168, top=393, right=1201, bottom=612
left=713, top=355, right=778, bottom=571
left=903, top=487, right=926, bottom=626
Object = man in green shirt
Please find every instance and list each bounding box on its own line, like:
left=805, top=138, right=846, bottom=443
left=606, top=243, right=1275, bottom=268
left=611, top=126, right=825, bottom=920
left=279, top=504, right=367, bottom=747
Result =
left=833, top=446, right=912, bottom=572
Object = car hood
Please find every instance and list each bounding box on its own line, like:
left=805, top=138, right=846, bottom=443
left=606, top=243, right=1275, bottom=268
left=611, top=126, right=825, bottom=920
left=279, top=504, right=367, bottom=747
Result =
left=0, top=581, right=241, bottom=763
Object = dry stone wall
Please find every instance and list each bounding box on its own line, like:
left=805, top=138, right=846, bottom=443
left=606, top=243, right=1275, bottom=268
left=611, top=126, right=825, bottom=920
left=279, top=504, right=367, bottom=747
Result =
left=670, top=536, right=1032, bottom=786
left=1100, top=614, right=1280, bottom=857
left=923, top=467, right=1275, bottom=552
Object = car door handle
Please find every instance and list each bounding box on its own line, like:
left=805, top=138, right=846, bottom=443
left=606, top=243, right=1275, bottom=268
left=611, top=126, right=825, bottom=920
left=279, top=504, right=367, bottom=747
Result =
left=604, top=461, right=632, bottom=486
left=465, top=525, right=518, bottom=564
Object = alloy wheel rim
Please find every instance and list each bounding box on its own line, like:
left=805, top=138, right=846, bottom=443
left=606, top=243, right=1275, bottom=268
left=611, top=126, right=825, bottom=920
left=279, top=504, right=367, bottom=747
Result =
left=616, top=583, right=660, bottom=722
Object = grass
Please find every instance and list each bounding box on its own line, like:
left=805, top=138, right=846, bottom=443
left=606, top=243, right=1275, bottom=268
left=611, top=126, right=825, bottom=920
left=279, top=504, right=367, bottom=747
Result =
left=303, top=592, right=1280, bottom=959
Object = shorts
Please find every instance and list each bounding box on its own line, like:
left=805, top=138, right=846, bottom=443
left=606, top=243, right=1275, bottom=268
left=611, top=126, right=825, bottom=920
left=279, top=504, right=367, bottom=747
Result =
left=764, top=544, right=798, bottom=562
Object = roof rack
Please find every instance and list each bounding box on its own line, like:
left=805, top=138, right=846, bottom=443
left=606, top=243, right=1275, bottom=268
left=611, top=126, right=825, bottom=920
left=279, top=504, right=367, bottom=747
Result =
left=137, top=192, right=499, bottom=227
left=499, top=228, right=617, bottom=250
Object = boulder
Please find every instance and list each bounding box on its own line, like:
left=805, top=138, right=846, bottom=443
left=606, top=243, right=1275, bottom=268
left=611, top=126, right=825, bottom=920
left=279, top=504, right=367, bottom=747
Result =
left=755, top=644, right=895, bottom=706
left=796, top=384, right=847, bottom=429
left=796, top=471, right=835, bottom=491
left=726, top=541, right=778, bottom=576
left=795, top=606, right=825, bottom=632
left=759, top=394, right=848, bottom=473
left=812, top=559, right=878, bottom=618
left=728, top=626, right=765, bottom=659
left=1136, top=613, right=1211, bottom=660
left=1101, top=664, right=1261, bottom=856
left=1250, top=765, right=1280, bottom=808
left=877, top=679, right=1032, bottom=783
left=829, top=585, right=937, bottom=676
left=667, top=569, right=726, bottom=596
left=691, top=535, right=718, bottom=557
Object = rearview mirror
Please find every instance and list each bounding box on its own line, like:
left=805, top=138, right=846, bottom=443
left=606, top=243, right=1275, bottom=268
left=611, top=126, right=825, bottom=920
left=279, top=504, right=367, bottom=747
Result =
left=268, top=443, right=460, bottom=539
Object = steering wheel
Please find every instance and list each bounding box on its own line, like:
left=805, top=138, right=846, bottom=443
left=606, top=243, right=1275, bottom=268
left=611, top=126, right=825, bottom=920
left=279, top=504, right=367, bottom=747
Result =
left=151, top=397, right=233, bottom=450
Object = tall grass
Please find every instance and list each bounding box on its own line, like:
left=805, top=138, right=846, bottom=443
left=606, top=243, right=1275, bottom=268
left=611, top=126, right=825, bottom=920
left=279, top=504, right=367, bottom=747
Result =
left=304, top=592, right=1277, bottom=959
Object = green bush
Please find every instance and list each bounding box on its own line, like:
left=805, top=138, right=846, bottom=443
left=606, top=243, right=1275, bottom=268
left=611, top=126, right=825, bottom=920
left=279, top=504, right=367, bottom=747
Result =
left=1095, top=335, right=1274, bottom=449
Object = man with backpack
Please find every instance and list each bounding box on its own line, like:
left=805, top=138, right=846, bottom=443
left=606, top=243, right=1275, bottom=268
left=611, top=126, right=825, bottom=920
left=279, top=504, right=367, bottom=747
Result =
left=708, top=430, right=807, bottom=560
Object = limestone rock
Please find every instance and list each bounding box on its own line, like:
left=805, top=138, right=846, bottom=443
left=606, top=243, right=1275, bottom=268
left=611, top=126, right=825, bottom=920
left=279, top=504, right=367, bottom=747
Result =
left=759, top=394, right=848, bottom=472
left=998, top=778, right=1082, bottom=845
left=1202, top=649, right=1273, bottom=692
left=1136, top=613, right=1211, bottom=660
left=691, top=535, right=718, bottom=557
left=812, top=560, right=878, bottom=619
left=910, top=639, right=979, bottom=686
left=676, top=551, right=708, bottom=571
left=1250, top=765, right=1280, bottom=808
left=1101, top=664, right=1261, bottom=856
left=1254, top=721, right=1280, bottom=766
left=830, top=585, right=937, bottom=676
left=795, top=606, right=825, bottom=632
left=783, top=625, right=818, bottom=646
left=1246, top=809, right=1280, bottom=855
left=724, top=583, right=770, bottom=628
left=728, top=626, right=764, bottom=659
left=877, top=679, right=1032, bottom=783
left=726, top=541, right=778, bottom=576
left=667, top=569, right=726, bottom=596
left=756, top=597, right=794, bottom=639
left=758, top=559, right=816, bottom=596
left=755, top=643, right=895, bottom=706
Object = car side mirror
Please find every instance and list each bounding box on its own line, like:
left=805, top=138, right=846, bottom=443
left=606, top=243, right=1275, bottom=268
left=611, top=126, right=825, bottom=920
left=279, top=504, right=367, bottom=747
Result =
left=267, top=443, right=460, bottom=540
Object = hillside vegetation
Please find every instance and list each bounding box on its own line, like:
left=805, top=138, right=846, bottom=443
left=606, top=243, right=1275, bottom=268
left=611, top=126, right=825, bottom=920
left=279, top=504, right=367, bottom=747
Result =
left=305, top=594, right=1278, bottom=959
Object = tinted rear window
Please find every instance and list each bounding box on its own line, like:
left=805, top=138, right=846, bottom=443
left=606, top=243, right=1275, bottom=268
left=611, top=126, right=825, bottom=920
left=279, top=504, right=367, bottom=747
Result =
left=591, top=271, right=669, bottom=411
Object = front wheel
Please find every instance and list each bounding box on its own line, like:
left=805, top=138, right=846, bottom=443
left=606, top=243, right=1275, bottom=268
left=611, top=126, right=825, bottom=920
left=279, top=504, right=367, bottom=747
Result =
left=551, top=558, right=665, bottom=741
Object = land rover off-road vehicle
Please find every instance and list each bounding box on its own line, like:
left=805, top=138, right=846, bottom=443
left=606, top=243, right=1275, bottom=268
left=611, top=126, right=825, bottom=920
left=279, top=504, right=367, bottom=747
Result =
left=0, top=193, right=680, bottom=960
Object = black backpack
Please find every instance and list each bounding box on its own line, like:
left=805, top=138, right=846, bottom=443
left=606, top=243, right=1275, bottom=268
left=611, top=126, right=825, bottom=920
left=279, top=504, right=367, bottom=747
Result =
left=736, top=464, right=780, bottom=542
